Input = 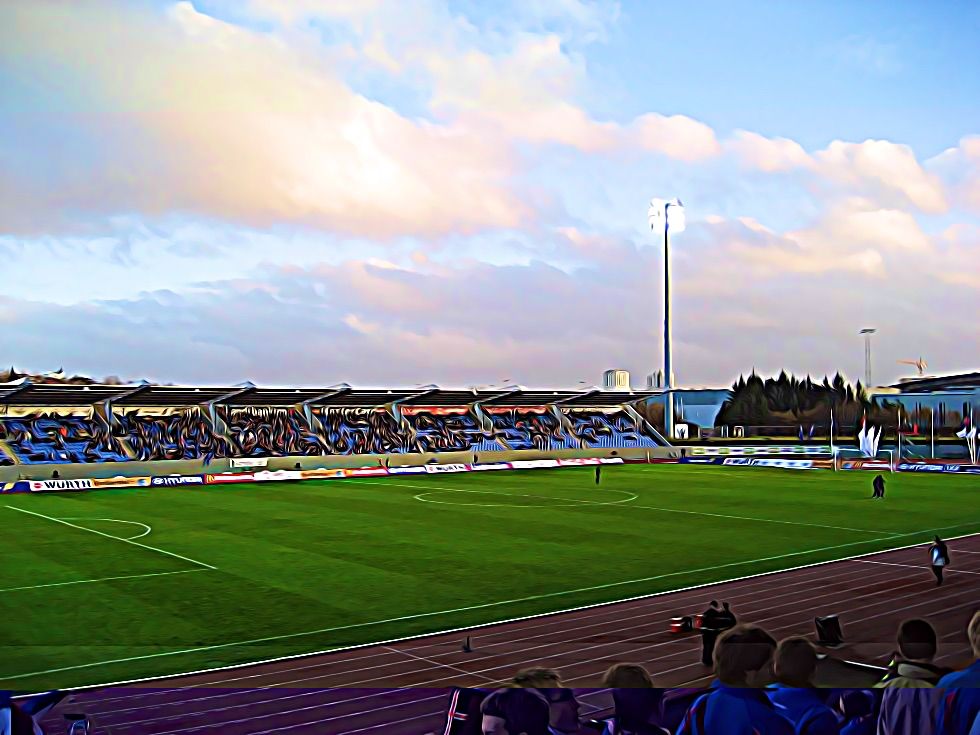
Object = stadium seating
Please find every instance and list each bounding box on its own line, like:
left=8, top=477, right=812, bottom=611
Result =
left=0, top=399, right=667, bottom=465
left=566, top=409, right=662, bottom=449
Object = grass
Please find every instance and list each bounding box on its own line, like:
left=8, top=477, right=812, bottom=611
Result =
left=0, top=465, right=977, bottom=691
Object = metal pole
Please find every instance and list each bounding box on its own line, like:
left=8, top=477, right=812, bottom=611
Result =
left=930, top=404, right=935, bottom=459
left=864, top=333, right=872, bottom=388
left=663, top=215, right=674, bottom=440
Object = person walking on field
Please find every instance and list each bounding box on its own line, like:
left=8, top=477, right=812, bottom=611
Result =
left=929, top=536, right=951, bottom=586
left=872, top=474, right=885, bottom=499
left=595, top=466, right=601, bottom=485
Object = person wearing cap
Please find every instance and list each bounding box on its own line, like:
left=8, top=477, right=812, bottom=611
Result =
left=678, top=625, right=794, bottom=735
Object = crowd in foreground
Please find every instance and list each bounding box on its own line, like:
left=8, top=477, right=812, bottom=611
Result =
left=438, top=611, right=980, bottom=735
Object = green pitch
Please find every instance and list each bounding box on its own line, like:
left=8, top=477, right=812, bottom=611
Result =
left=1, top=465, right=977, bottom=690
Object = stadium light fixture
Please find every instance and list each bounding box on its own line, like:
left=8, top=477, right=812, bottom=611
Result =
left=649, top=198, right=684, bottom=440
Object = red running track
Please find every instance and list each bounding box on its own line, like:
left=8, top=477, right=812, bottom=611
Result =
left=42, top=535, right=980, bottom=735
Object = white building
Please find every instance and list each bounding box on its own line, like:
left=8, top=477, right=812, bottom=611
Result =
left=602, top=369, right=631, bottom=391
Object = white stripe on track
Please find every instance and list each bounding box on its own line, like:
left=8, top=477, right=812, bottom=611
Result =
left=850, top=559, right=980, bottom=575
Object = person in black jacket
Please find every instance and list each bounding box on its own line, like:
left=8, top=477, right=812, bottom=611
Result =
left=872, top=474, right=885, bottom=499
left=929, top=536, right=951, bottom=586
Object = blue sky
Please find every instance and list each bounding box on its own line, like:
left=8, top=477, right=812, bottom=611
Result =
left=0, top=1, right=977, bottom=387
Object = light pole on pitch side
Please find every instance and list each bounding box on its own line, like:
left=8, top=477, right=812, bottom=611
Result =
left=649, top=198, right=685, bottom=441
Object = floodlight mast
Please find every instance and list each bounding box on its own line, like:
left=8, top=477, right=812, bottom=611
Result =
left=649, top=198, right=685, bottom=440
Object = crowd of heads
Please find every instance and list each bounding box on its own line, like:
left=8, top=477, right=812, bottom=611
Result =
left=440, top=611, right=980, bottom=735
left=0, top=407, right=662, bottom=465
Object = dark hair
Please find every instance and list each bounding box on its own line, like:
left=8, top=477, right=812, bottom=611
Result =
left=512, top=667, right=562, bottom=689
left=897, top=618, right=937, bottom=661
left=714, top=624, right=777, bottom=685
left=602, top=663, right=654, bottom=688
left=840, top=689, right=874, bottom=719
left=481, top=687, right=551, bottom=735
left=774, top=637, right=817, bottom=686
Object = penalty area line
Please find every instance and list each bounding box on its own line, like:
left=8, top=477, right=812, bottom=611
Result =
left=8, top=525, right=978, bottom=683
left=5, top=505, right=217, bottom=571
left=0, top=568, right=209, bottom=594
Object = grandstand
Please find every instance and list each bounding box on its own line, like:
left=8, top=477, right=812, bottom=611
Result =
left=0, top=383, right=670, bottom=468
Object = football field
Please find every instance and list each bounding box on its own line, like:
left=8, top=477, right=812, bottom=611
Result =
left=1, top=465, right=977, bottom=691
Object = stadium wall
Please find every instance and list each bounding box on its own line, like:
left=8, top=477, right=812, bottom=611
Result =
left=0, top=446, right=682, bottom=483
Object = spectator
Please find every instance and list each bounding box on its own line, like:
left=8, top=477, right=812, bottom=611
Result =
left=601, top=664, right=667, bottom=734
left=876, top=619, right=945, bottom=735
left=935, top=611, right=980, bottom=735
left=767, top=637, right=840, bottom=735
left=481, top=687, right=551, bottom=735
left=877, top=619, right=944, bottom=688
left=677, top=625, right=794, bottom=735
left=510, top=668, right=580, bottom=735
left=836, top=690, right=876, bottom=735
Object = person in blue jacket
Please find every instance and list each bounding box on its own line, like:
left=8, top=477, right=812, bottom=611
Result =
left=767, top=637, right=840, bottom=735
left=935, top=611, right=980, bottom=735
left=678, top=625, right=794, bottom=735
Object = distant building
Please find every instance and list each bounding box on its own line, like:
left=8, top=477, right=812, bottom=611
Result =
left=603, top=369, right=631, bottom=391
left=646, top=370, right=665, bottom=389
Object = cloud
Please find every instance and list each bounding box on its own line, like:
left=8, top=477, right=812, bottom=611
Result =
left=0, top=1, right=527, bottom=237
left=727, top=132, right=948, bottom=213
left=833, top=34, right=902, bottom=76
left=630, top=114, right=721, bottom=161
left=928, top=135, right=980, bottom=212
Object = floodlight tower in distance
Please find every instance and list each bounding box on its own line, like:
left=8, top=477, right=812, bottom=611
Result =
left=860, top=328, right=876, bottom=388
left=649, top=198, right=685, bottom=440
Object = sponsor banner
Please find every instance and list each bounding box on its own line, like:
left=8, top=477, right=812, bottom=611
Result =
left=510, top=459, right=561, bottom=470
left=206, top=473, right=255, bottom=484
left=722, top=458, right=814, bottom=470
left=898, top=463, right=980, bottom=474
left=680, top=457, right=725, bottom=465
left=0, top=481, right=31, bottom=493
left=253, top=470, right=304, bottom=482
left=29, top=478, right=94, bottom=492
left=300, top=469, right=346, bottom=480
left=399, top=406, right=469, bottom=416
left=151, top=475, right=205, bottom=486
left=387, top=466, right=429, bottom=475
left=599, top=457, right=625, bottom=465
left=483, top=406, right=550, bottom=414
left=230, top=458, right=269, bottom=468
left=750, top=458, right=813, bottom=470
left=343, top=467, right=390, bottom=478
left=91, top=476, right=151, bottom=489
left=424, top=463, right=470, bottom=474
left=556, top=458, right=602, bottom=467
left=470, top=462, right=512, bottom=471
left=692, top=445, right=832, bottom=457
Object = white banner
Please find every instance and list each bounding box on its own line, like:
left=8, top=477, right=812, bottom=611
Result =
left=388, top=466, right=429, bottom=475
left=424, top=463, right=470, bottom=474
left=470, top=462, right=512, bottom=471
left=253, top=470, right=304, bottom=482
left=510, top=459, right=561, bottom=469
left=29, top=479, right=94, bottom=492
left=231, top=458, right=269, bottom=468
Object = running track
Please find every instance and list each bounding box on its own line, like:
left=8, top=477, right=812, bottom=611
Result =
left=41, top=535, right=980, bottom=735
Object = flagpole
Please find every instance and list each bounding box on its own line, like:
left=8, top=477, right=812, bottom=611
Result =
left=930, top=404, right=935, bottom=459
left=830, top=409, right=836, bottom=472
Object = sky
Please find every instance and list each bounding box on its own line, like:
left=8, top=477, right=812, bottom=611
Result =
left=1, top=0, right=978, bottom=389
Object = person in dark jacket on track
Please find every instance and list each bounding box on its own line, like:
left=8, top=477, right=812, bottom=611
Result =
left=929, top=536, right=951, bottom=586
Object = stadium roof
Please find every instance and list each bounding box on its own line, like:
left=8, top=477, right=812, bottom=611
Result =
left=0, top=382, right=666, bottom=408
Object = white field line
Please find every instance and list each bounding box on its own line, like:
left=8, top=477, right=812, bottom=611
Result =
left=59, top=517, right=153, bottom=541
left=382, top=646, right=497, bottom=684
left=84, top=562, right=882, bottom=717
left=0, top=568, right=207, bottom=595
left=373, top=479, right=896, bottom=535
left=11, top=528, right=977, bottom=690
left=5, top=506, right=217, bottom=570
left=850, top=559, right=980, bottom=575
left=4, top=532, right=916, bottom=682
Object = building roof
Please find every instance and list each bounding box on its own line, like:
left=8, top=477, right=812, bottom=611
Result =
left=888, top=372, right=980, bottom=393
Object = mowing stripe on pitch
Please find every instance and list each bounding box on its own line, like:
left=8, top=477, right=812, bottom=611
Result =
left=7, top=525, right=977, bottom=683
left=5, top=506, right=217, bottom=570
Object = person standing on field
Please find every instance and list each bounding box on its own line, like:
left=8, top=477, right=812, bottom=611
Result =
left=595, top=466, right=601, bottom=485
left=872, top=474, right=885, bottom=499
left=929, top=536, right=951, bottom=586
